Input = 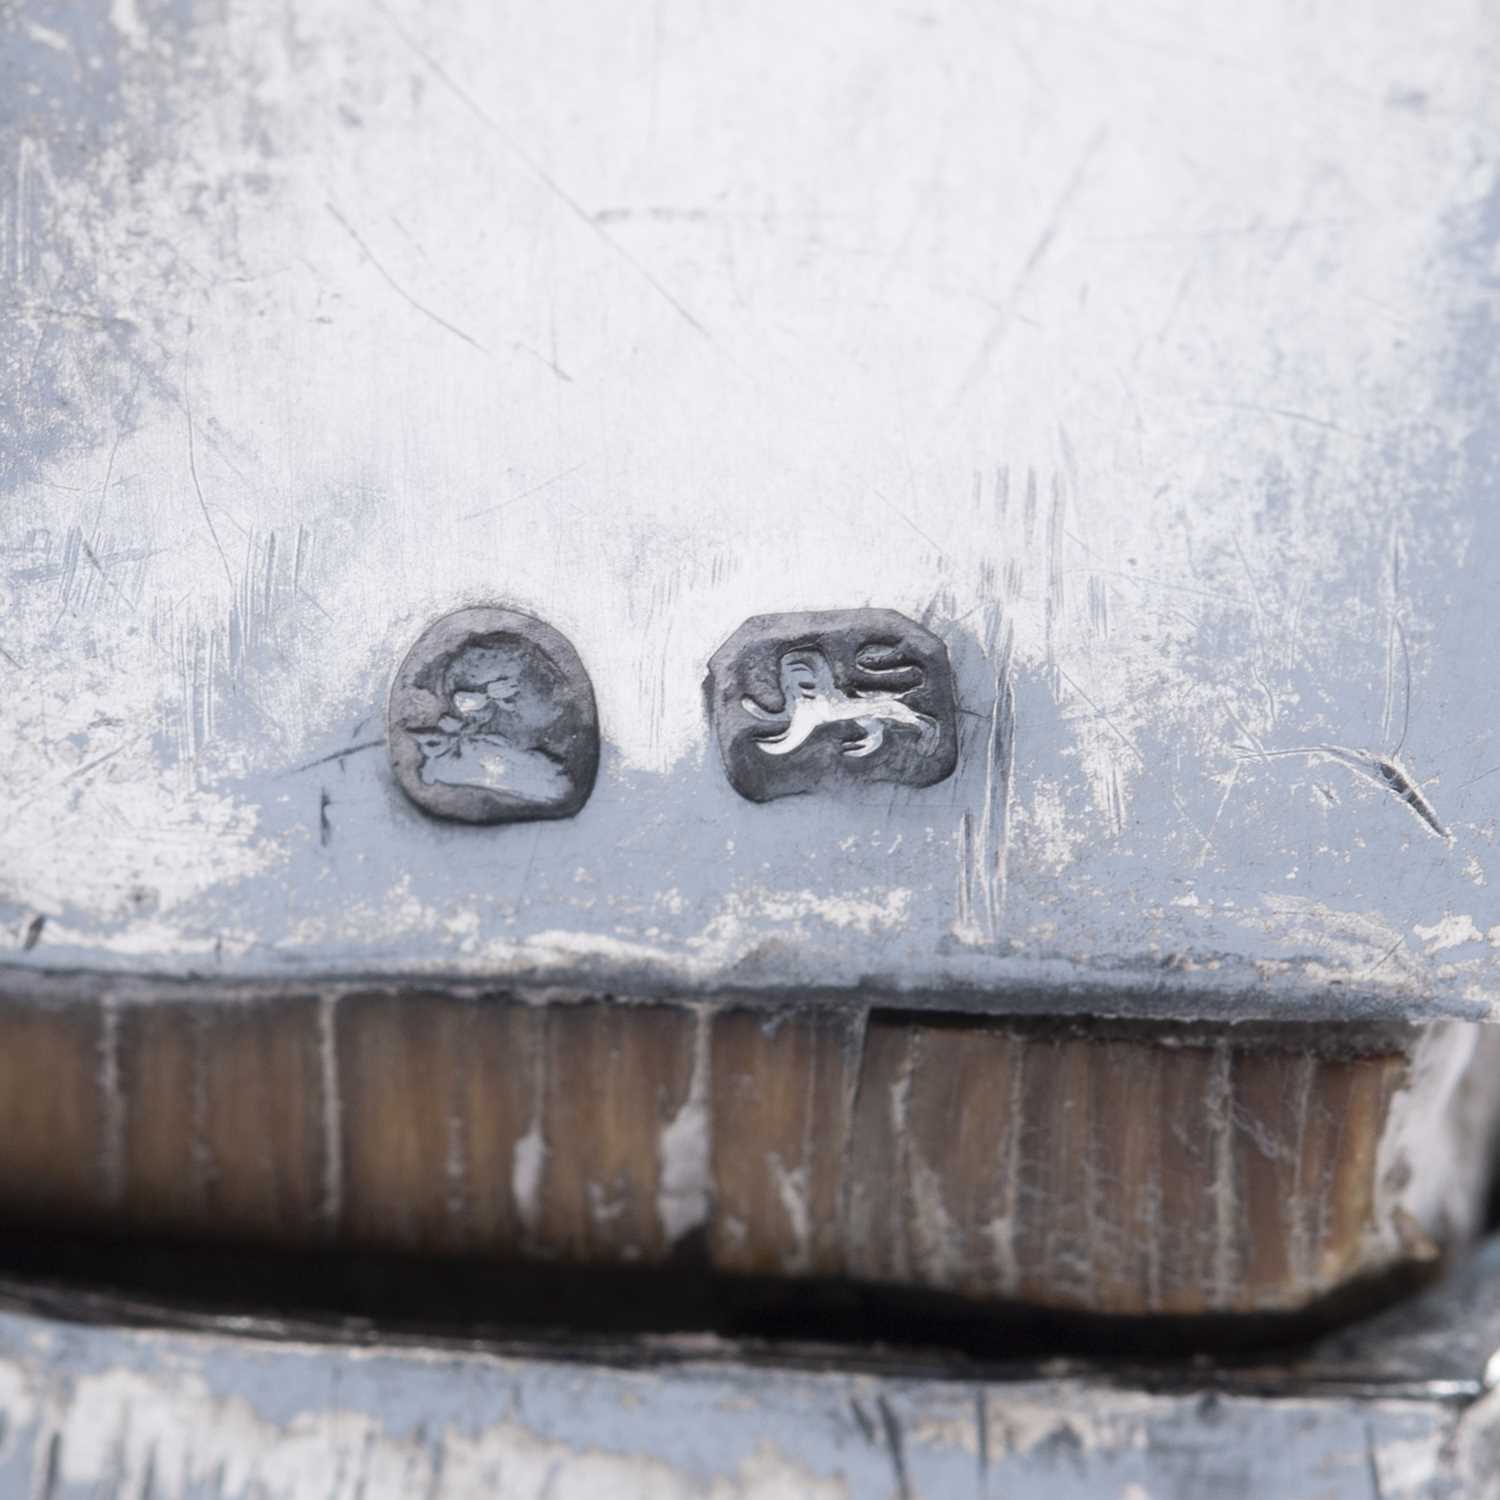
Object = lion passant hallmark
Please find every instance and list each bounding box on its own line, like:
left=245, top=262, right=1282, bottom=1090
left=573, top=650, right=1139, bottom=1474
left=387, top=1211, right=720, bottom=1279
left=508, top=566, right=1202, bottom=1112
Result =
left=706, top=609, right=959, bottom=802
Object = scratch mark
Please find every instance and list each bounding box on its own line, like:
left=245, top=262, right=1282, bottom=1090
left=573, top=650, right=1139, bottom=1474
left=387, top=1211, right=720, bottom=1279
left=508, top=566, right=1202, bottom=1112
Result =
left=1362, top=937, right=1406, bottom=980
left=1244, top=744, right=1450, bottom=841
left=975, top=1386, right=990, bottom=1494
left=876, top=1395, right=913, bottom=1500
left=264, top=529, right=278, bottom=623
left=955, top=811, right=976, bottom=936
left=140, top=1442, right=158, bottom=1500
left=370, top=0, right=711, bottom=341
left=1058, top=667, right=1214, bottom=850
left=985, top=627, right=1017, bottom=919
left=1460, top=762, right=1500, bottom=791
left=1364, top=1422, right=1386, bottom=1500
left=1200, top=400, right=1375, bottom=443
left=326, top=202, right=488, bottom=354
left=514, top=340, right=573, bottom=383
left=79, top=407, right=142, bottom=614
left=954, top=816, right=978, bottom=930
left=319, top=788, right=333, bottom=847
left=1387, top=614, right=1412, bottom=755
left=185, top=403, right=236, bottom=593
left=513, top=827, right=544, bottom=918
left=870, top=485, right=948, bottom=559
left=1061, top=525, right=1242, bottom=624
left=279, top=738, right=386, bottom=777
left=948, top=127, right=1108, bottom=407
left=1045, top=476, right=1066, bottom=678
left=298, top=583, right=335, bottom=623
left=0, top=731, right=152, bottom=837
left=1279, top=577, right=1309, bottom=678
left=1195, top=763, right=1240, bottom=868
left=63, top=744, right=125, bottom=784
left=288, top=524, right=335, bottom=621
left=460, top=462, right=588, bottom=522
left=35, top=1429, right=60, bottom=1500
left=21, top=914, right=45, bottom=951
left=1233, top=536, right=1278, bottom=725
left=1106, top=762, right=1126, bottom=835
left=1220, top=697, right=1270, bottom=761
left=56, top=526, right=83, bottom=617
left=1056, top=666, right=1142, bottom=764
left=957, top=615, right=1016, bottom=946
left=1085, top=217, right=1356, bottom=244
left=77, top=535, right=140, bottom=613
left=1369, top=753, right=1448, bottom=839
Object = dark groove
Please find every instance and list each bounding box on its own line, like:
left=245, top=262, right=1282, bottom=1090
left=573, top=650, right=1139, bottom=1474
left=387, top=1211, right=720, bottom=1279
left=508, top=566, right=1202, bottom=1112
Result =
left=0, top=1220, right=1444, bottom=1370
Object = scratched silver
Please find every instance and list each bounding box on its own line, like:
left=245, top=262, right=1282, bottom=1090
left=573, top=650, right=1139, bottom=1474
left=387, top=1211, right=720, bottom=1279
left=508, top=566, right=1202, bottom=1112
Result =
left=2, top=0, right=1498, bottom=1021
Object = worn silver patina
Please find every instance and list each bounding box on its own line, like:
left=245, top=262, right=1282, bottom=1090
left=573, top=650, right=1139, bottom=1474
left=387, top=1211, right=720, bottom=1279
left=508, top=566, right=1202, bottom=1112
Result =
left=1, top=0, right=1498, bottom=1022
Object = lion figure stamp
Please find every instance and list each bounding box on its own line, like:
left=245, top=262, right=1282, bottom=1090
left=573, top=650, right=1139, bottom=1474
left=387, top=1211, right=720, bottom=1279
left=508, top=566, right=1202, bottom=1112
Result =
left=707, top=609, right=959, bottom=802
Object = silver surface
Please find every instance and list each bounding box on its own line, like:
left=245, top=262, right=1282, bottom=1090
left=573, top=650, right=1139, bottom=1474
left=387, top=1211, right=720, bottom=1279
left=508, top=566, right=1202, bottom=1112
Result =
left=3, top=0, right=1499, bottom=1019
left=3, top=1262, right=1500, bottom=1500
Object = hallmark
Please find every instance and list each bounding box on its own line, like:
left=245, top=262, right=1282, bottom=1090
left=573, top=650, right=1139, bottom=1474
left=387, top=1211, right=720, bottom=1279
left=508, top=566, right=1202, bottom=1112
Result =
left=388, top=606, right=599, bottom=824
left=707, top=609, right=958, bottom=802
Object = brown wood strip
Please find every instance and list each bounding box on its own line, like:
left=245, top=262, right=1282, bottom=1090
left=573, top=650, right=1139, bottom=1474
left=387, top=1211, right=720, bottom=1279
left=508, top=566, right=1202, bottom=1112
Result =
left=0, top=1001, right=107, bottom=1224
left=117, top=998, right=328, bottom=1246
left=196, top=997, right=328, bottom=1244
left=0, top=984, right=1442, bottom=1321
left=1233, top=1049, right=1315, bottom=1308
left=1081, top=1037, right=1162, bottom=1314
left=533, top=1002, right=700, bottom=1266
left=708, top=1006, right=862, bottom=1277
left=841, top=1017, right=914, bottom=1286
left=117, top=1001, right=201, bottom=1232
left=892, top=1022, right=1027, bottom=1299
left=335, top=990, right=530, bottom=1254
